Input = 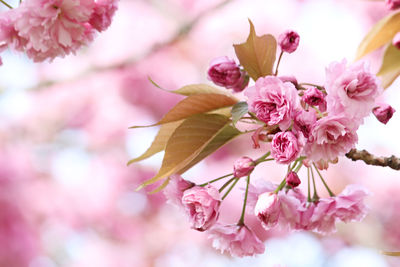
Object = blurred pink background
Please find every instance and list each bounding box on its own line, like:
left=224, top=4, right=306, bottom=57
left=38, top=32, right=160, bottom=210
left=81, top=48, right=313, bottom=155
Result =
left=1, top=0, right=400, bottom=266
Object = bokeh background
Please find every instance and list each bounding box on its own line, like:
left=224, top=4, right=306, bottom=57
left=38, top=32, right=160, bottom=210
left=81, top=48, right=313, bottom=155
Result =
left=1, top=0, right=400, bottom=266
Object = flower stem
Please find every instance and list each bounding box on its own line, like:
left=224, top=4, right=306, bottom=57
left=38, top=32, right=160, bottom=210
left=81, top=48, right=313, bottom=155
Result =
left=0, top=0, right=12, bottom=8
left=274, top=176, right=287, bottom=193
left=199, top=173, right=233, bottom=187
left=222, top=178, right=239, bottom=200
left=307, top=167, right=311, bottom=202
left=219, top=177, right=235, bottom=193
left=255, top=151, right=271, bottom=164
left=274, top=51, right=284, bottom=76
left=310, top=166, right=319, bottom=201
left=299, top=82, right=325, bottom=91
left=313, top=164, right=335, bottom=197
left=238, top=175, right=250, bottom=226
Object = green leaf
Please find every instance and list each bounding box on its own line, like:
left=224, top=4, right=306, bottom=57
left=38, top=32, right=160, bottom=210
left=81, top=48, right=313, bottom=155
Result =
left=172, top=84, right=234, bottom=96
left=233, top=19, right=277, bottom=81
left=377, top=44, right=400, bottom=88
left=356, top=11, right=400, bottom=59
left=231, top=101, right=249, bottom=125
left=136, top=114, right=231, bottom=190
left=127, top=120, right=182, bottom=165
left=130, top=93, right=237, bottom=128
left=177, top=124, right=242, bottom=174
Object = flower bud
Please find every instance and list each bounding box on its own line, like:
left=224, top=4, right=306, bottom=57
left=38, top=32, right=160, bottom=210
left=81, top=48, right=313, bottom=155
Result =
left=233, top=156, right=255, bottom=178
left=207, top=56, right=248, bottom=92
left=286, top=171, right=301, bottom=188
left=373, top=103, right=396, bottom=124
left=254, top=192, right=280, bottom=229
left=393, top=32, right=400, bottom=49
left=302, top=87, right=325, bottom=107
left=278, top=30, right=300, bottom=53
left=386, top=0, right=400, bottom=10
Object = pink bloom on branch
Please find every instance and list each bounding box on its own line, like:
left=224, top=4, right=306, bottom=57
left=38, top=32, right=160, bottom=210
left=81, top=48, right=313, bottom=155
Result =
left=293, top=109, right=317, bottom=139
left=208, top=224, right=265, bottom=257
left=255, top=192, right=280, bottom=229
left=386, top=0, right=400, bottom=10
left=182, top=185, right=220, bottom=231
left=245, top=76, right=299, bottom=131
left=302, top=87, right=326, bottom=107
left=163, top=174, right=193, bottom=207
left=89, top=0, right=118, bottom=32
left=325, top=60, right=381, bottom=119
left=207, top=56, right=248, bottom=92
left=334, top=184, right=369, bottom=223
left=286, top=171, right=301, bottom=188
left=233, top=156, right=255, bottom=178
left=304, top=115, right=358, bottom=162
left=271, top=131, right=301, bottom=164
left=373, top=103, right=396, bottom=124
left=278, top=30, right=300, bottom=53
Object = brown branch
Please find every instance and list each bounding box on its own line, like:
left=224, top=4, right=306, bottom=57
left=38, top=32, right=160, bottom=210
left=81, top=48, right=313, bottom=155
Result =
left=345, top=149, right=400, bottom=170
left=31, top=0, right=234, bottom=91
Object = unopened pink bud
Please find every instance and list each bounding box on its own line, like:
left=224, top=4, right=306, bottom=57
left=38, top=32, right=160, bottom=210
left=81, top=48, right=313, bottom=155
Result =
left=278, top=30, right=300, bottom=53
left=302, top=87, right=325, bottom=107
left=233, top=156, right=255, bottom=178
left=286, top=171, right=301, bottom=187
left=386, top=0, right=400, bottom=10
left=393, top=32, right=400, bottom=49
left=373, top=104, right=396, bottom=124
left=207, top=56, right=249, bottom=92
left=254, top=192, right=280, bottom=229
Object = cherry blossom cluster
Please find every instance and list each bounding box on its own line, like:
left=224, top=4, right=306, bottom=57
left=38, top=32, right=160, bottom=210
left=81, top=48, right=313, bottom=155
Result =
left=0, top=0, right=118, bottom=63
left=162, top=29, right=396, bottom=257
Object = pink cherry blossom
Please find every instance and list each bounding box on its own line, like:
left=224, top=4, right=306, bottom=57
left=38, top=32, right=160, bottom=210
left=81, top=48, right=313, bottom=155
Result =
left=207, top=56, right=248, bottom=92
left=304, top=115, right=358, bottom=162
left=182, top=185, right=221, bottom=231
left=163, top=174, right=193, bottom=207
left=89, top=0, right=118, bottom=32
left=233, top=156, right=255, bottom=178
left=271, top=131, right=301, bottom=164
left=208, top=224, right=265, bottom=257
left=373, top=103, right=396, bottom=124
left=325, top=60, right=381, bottom=119
left=293, top=109, right=317, bottom=140
left=302, top=86, right=326, bottom=107
left=245, top=76, right=299, bottom=130
left=333, top=184, right=369, bottom=223
left=278, top=30, right=300, bottom=53
left=255, top=192, right=281, bottom=229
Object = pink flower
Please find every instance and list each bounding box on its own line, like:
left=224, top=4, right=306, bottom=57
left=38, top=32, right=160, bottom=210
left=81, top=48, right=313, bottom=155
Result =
left=304, top=115, right=358, bottom=162
left=286, top=171, right=301, bottom=188
left=279, top=75, right=298, bottom=87
left=325, top=60, right=381, bottom=119
left=278, top=30, right=300, bottom=53
left=373, top=103, right=396, bottom=124
left=208, top=224, right=265, bottom=257
left=271, top=131, right=301, bottom=164
left=309, top=199, right=337, bottom=234
left=207, top=56, right=248, bottom=92
left=163, top=174, right=193, bottom=207
left=334, top=184, right=369, bottom=223
left=302, top=87, right=326, bottom=107
left=89, top=0, right=118, bottom=32
left=386, top=0, right=400, bottom=10
left=182, top=185, right=221, bottom=231
left=293, top=109, right=317, bottom=139
left=13, top=0, right=96, bottom=62
left=233, top=156, right=255, bottom=178
left=255, top=192, right=280, bottom=229
left=245, top=76, right=299, bottom=130
left=246, top=180, right=277, bottom=214
left=393, top=32, right=400, bottom=49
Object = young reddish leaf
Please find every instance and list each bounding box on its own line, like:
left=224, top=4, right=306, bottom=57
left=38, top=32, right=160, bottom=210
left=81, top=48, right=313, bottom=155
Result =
left=233, top=19, right=277, bottom=81
left=231, top=101, right=249, bottom=125
left=177, top=124, right=242, bottom=174
left=148, top=177, right=171, bottom=194
left=136, top=114, right=230, bottom=190
left=130, top=93, right=237, bottom=128
left=127, top=120, right=182, bottom=165
left=356, top=11, right=400, bottom=59
left=378, top=44, right=400, bottom=88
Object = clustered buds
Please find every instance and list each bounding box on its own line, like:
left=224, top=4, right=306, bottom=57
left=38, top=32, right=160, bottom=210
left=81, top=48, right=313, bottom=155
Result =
left=278, top=30, right=300, bottom=53
left=207, top=56, right=249, bottom=92
left=373, top=104, right=396, bottom=124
